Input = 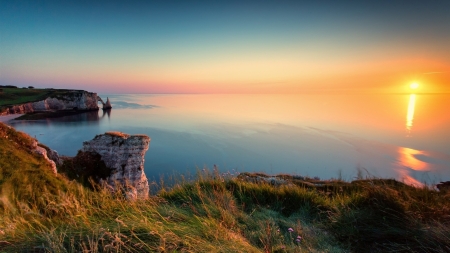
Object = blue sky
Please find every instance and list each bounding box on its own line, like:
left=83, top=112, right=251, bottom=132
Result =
left=1, top=0, right=450, bottom=93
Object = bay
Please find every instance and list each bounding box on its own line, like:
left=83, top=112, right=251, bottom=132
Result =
left=8, top=93, right=450, bottom=185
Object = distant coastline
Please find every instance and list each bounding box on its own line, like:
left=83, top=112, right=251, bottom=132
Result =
left=0, top=86, right=108, bottom=120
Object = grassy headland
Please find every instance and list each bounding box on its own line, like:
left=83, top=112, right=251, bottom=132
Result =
left=1, top=122, right=449, bottom=252
left=0, top=87, right=82, bottom=111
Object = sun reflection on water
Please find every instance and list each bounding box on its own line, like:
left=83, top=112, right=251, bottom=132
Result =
left=396, top=147, right=428, bottom=186
left=406, top=94, right=416, bottom=136
left=398, top=147, right=428, bottom=171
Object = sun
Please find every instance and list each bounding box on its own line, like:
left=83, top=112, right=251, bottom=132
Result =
left=410, top=83, right=419, bottom=90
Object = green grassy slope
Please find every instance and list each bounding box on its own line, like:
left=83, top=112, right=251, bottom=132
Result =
left=0, top=87, right=82, bottom=112
left=0, top=122, right=69, bottom=211
left=1, top=122, right=449, bottom=252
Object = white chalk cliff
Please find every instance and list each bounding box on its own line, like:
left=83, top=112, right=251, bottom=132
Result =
left=81, top=132, right=150, bottom=199
left=34, top=146, right=57, bottom=175
left=2, top=90, right=99, bottom=115
left=103, top=97, right=112, bottom=110
left=31, top=140, right=59, bottom=175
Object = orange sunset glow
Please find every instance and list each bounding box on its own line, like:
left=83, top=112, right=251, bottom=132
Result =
left=1, top=1, right=449, bottom=182
left=1, top=2, right=450, bottom=251
left=1, top=2, right=450, bottom=94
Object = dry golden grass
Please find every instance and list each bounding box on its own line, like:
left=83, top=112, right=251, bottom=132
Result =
left=105, top=131, right=130, bottom=138
left=1, top=123, right=450, bottom=252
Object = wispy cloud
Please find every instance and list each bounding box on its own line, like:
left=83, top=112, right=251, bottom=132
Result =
left=421, top=71, right=450, bottom=75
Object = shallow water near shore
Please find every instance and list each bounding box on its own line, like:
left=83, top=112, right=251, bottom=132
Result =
left=6, top=93, right=450, bottom=185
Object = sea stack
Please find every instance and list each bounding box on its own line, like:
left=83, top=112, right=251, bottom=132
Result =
left=81, top=131, right=150, bottom=199
left=103, top=97, right=112, bottom=110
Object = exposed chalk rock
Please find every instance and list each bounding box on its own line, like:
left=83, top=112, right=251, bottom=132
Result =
left=44, top=147, right=63, bottom=166
left=2, top=90, right=99, bottom=115
left=32, top=141, right=57, bottom=174
left=81, top=131, right=150, bottom=199
left=103, top=97, right=112, bottom=110
left=1, top=123, right=58, bottom=174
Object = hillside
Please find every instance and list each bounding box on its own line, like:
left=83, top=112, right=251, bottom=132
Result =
left=0, top=87, right=80, bottom=110
left=1, top=122, right=450, bottom=252
left=0, top=122, right=69, bottom=209
left=0, top=87, right=100, bottom=119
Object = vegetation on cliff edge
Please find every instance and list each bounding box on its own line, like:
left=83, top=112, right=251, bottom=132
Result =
left=0, top=87, right=85, bottom=113
left=1, top=122, right=449, bottom=252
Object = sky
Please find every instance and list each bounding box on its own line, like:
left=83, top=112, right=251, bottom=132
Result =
left=1, top=0, right=450, bottom=94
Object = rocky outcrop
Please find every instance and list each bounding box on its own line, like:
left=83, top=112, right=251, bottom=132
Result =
left=240, top=174, right=289, bottom=186
left=38, top=144, right=63, bottom=166
left=437, top=181, right=450, bottom=192
left=0, top=122, right=59, bottom=174
left=81, top=132, right=150, bottom=199
left=34, top=146, right=57, bottom=174
left=103, top=97, right=112, bottom=110
left=2, top=91, right=99, bottom=115
left=97, top=96, right=112, bottom=110
left=31, top=141, right=58, bottom=174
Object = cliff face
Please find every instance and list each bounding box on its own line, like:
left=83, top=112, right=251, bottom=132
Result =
left=103, top=97, right=112, bottom=110
left=81, top=132, right=150, bottom=199
left=0, top=122, right=59, bottom=175
left=34, top=144, right=58, bottom=175
left=2, top=91, right=99, bottom=115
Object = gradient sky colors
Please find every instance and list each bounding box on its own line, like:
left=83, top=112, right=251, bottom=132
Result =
left=1, top=1, right=450, bottom=94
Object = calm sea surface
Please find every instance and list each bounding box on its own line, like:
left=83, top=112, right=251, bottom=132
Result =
left=7, top=94, right=450, bottom=184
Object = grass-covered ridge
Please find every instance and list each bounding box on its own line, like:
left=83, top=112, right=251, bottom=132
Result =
left=0, top=123, right=69, bottom=212
left=0, top=87, right=86, bottom=113
left=1, top=122, right=449, bottom=252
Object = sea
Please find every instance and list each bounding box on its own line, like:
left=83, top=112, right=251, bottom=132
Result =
left=5, top=93, right=450, bottom=185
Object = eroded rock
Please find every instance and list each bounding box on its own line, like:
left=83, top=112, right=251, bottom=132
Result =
left=103, top=97, right=112, bottom=110
left=437, top=181, right=450, bottom=192
left=2, top=91, right=99, bottom=115
left=31, top=141, right=58, bottom=174
left=35, top=146, right=57, bottom=174
left=81, top=131, right=150, bottom=199
left=46, top=148, right=63, bottom=166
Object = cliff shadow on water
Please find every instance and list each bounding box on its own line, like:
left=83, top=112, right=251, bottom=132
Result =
left=14, top=109, right=106, bottom=121
left=11, top=110, right=109, bottom=126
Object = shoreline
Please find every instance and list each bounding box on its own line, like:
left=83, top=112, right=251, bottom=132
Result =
left=0, top=114, right=24, bottom=123
left=1, top=120, right=450, bottom=252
